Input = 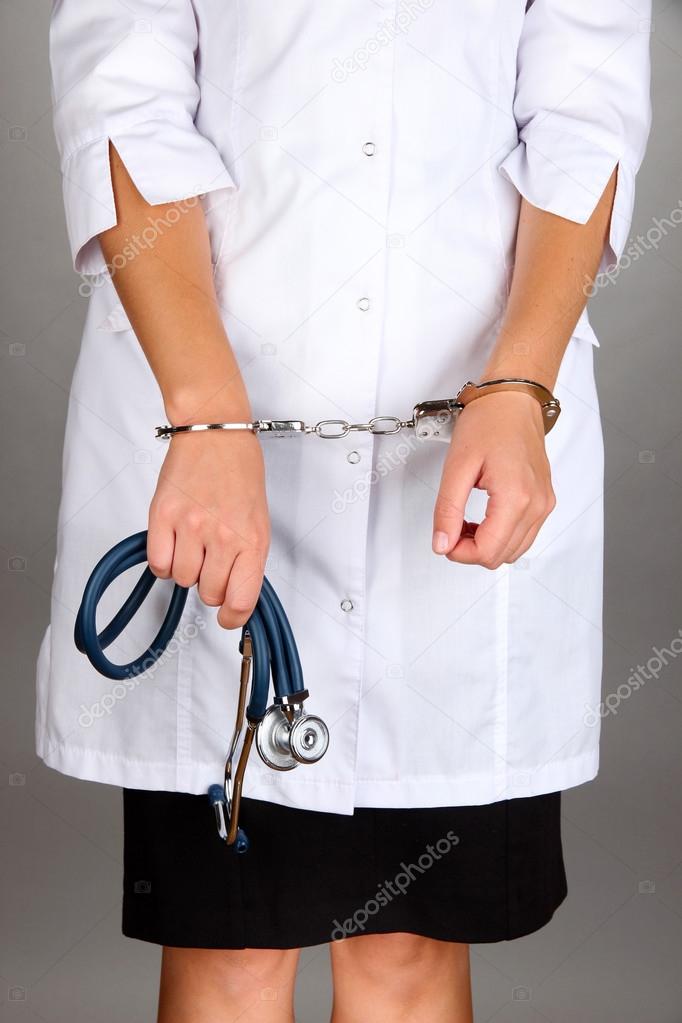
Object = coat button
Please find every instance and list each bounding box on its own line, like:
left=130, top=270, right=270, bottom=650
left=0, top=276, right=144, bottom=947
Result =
left=362, top=141, right=375, bottom=156
left=356, top=297, right=371, bottom=312
left=347, top=451, right=360, bottom=464
left=340, top=598, right=354, bottom=612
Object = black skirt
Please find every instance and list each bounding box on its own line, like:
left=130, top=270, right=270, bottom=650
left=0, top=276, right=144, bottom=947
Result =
left=122, top=788, right=567, bottom=949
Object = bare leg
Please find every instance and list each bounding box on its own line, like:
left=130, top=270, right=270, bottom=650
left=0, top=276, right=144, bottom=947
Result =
left=329, top=932, right=473, bottom=1023
left=157, top=946, right=301, bottom=1023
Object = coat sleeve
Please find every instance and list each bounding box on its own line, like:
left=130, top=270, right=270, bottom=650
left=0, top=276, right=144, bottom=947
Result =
left=49, top=0, right=238, bottom=276
left=499, top=0, right=652, bottom=275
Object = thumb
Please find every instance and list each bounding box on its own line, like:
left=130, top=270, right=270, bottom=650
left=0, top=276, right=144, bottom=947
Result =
left=432, top=450, right=481, bottom=555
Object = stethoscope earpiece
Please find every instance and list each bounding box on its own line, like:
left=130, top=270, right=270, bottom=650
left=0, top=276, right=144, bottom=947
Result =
left=76, top=531, right=329, bottom=853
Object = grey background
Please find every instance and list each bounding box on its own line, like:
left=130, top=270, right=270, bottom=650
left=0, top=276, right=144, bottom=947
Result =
left=1, top=1, right=681, bottom=1020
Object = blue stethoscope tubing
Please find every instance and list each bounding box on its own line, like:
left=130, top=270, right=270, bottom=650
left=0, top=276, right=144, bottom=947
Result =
left=73, top=529, right=304, bottom=722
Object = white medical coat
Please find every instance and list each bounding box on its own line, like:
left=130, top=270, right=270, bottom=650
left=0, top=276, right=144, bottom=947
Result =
left=36, top=0, right=652, bottom=813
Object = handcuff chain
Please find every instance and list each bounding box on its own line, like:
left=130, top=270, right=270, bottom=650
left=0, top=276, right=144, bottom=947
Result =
left=155, top=383, right=562, bottom=440
left=313, top=416, right=414, bottom=439
left=155, top=407, right=452, bottom=440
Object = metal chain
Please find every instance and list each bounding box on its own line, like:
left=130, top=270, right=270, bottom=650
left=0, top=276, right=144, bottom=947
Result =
left=156, top=404, right=456, bottom=441
left=311, top=416, right=415, bottom=439
left=155, top=383, right=561, bottom=441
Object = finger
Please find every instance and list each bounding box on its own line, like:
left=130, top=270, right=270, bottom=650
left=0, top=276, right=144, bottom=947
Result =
left=495, top=512, right=541, bottom=566
left=447, top=488, right=527, bottom=568
left=502, top=488, right=556, bottom=564
left=146, top=514, right=175, bottom=579
left=197, top=542, right=233, bottom=607
left=442, top=521, right=478, bottom=561
left=461, top=520, right=479, bottom=540
left=505, top=516, right=544, bottom=564
left=170, top=530, right=206, bottom=589
left=218, top=548, right=267, bottom=630
left=432, top=452, right=482, bottom=555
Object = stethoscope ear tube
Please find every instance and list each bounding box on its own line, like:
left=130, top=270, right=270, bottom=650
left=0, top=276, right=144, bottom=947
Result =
left=261, top=576, right=304, bottom=693
left=74, top=529, right=329, bottom=852
left=74, top=530, right=189, bottom=680
left=74, top=531, right=307, bottom=700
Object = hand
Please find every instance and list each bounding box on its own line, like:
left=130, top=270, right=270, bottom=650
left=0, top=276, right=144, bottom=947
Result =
left=147, top=429, right=270, bottom=629
left=432, top=391, right=556, bottom=568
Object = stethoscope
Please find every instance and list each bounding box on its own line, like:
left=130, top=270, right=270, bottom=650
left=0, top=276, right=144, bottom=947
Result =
left=74, top=530, right=330, bottom=853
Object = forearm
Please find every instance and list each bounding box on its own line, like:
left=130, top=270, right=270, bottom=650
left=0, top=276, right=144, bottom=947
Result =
left=433, top=167, right=619, bottom=566
left=97, top=143, right=268, bottom=628
left=481, top=167, right=618, bottom=391
left=98, top=141, right=250, bottom=424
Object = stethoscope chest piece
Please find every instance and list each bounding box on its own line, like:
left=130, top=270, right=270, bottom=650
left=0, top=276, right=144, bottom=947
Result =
left=289, top=714, right=330, bottom=764
left=256, top=703, right=330, bottom=771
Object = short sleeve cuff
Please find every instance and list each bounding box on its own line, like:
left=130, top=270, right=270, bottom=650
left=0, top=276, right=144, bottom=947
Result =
left=61, top=118, right=238, bottom=276
left=498, top=125, right=635, bottom=276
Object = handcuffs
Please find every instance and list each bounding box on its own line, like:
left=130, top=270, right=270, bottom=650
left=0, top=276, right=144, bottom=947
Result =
left=74, top=381, right=559, bottom=853
left=154, top=379, right=562, bottom=442
left=74, top=531, right=329, bottom=855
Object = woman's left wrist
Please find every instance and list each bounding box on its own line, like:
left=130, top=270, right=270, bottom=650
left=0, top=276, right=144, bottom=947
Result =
left=479, top=364, right=557, bottom=393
